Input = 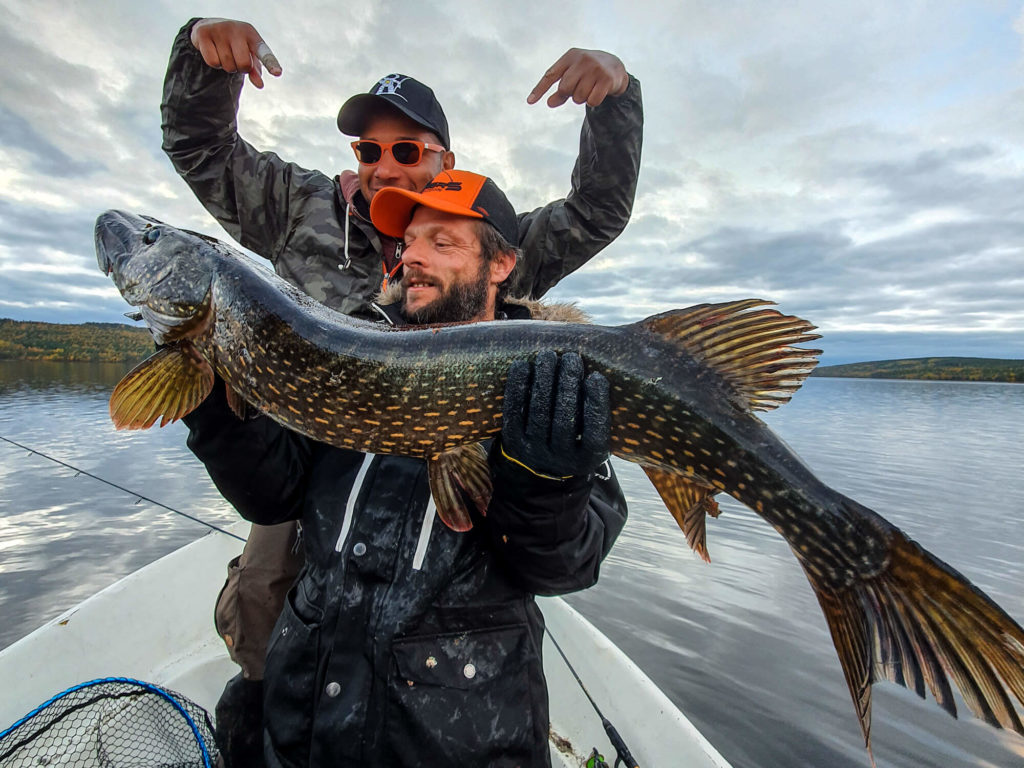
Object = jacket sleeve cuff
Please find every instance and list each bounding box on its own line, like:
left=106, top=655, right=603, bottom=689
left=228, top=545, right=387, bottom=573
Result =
left=483, top=443, right=628, bottom=595
left=592, top=73, right=642, bottom=116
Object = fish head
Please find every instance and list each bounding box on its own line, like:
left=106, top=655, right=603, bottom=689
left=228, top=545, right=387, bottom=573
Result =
left=95, top=210, right=217, bottom=345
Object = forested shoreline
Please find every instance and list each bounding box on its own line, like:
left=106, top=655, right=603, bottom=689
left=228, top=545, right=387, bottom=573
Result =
left=0, top=319, right=153, bottom=362
left=2, top=319, right=1022, bottom=382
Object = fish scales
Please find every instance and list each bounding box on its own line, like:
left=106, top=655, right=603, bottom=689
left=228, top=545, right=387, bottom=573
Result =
left=193, top=258, right=958, bottom=590
left=95, top=210, right=1024, bottom=762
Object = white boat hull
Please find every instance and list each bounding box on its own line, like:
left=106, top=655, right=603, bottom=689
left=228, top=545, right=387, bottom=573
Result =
left=0, top=525, right=731, bottom=767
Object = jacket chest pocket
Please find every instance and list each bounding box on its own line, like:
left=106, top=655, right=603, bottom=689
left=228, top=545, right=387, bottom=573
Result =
left=385, top=624, right=549, bottom=767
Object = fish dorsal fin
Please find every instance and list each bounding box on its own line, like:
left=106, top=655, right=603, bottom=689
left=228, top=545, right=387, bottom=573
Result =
left=109, top=344, right=214, bottom=429
left=427, top=444, right=493, bottom=532
left=638, top=299, right=822, bottom=411
left=642, top=467, right=721, bottom=563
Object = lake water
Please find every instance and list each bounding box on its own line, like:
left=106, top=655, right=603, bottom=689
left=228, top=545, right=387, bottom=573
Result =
left=1, top=360, right=1023, bottom=768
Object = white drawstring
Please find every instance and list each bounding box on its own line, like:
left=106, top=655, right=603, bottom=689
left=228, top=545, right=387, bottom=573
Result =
left=412, top=498, right=436, bottom=571
left=339, top=202, right=352, bottom=271
left=335, top=453, right=375, bottom=552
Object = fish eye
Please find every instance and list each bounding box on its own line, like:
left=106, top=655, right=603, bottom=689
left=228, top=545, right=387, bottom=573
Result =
left=143, top=228, right=161, bottom=245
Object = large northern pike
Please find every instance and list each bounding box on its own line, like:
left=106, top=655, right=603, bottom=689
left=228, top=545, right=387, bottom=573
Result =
left=95, top=210, right=1024, bottom=759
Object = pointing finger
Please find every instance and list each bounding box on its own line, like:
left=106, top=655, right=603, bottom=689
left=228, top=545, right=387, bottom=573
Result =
left=527, top=50, right=572, bottom=104
left=527, top=67, right=563, bottom=105
left=255, top=40, right=282, bottom=76
left=547, top=62, right=583, bottom=108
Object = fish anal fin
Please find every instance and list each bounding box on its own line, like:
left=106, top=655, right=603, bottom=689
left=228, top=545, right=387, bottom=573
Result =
left=109, top=344, right=214, bottom=430
left=427, top=444, right=493, bottom=532
left=642, top=467, right=720, bottom=563
left=637, top=300, right=822, bottom=412
left=805, top=503, right=1024, bottom=757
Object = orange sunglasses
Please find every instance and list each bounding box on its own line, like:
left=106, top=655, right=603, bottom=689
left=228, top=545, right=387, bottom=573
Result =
left=351, top=139, right=445, bottom=167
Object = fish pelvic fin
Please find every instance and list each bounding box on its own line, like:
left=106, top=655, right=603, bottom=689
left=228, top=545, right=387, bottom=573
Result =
left=109, top=344, right=214, bottom=429
left=642, top=467, right=720, bottom=562
left=807, top=502, right=1024, bottom=753
left=224, top=382, right=253, bottom=421
left=637, top=299, right=822, bottom=411
left=427, top=444, right=493, bottom=532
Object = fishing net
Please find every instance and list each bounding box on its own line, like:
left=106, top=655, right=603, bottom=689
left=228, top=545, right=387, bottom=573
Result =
left=0, top=677, right=218, bottom=768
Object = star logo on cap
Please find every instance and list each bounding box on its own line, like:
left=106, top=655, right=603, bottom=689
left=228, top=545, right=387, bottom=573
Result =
left=374, top=75, right=408, bottom=100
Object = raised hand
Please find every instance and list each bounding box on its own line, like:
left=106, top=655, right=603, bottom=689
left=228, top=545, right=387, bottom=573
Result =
left=190, top=18, right=282, bottom=89
left=527, top=48, right=629, bottom=108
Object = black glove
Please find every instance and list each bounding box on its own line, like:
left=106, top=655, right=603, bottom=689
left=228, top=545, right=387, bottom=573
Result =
left=500, top=350, right=611, bottom=479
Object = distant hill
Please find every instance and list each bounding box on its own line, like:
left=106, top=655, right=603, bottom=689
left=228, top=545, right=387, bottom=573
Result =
left=2, top=320, right=1022, bottom=382
left=0, top=319, right=154, bottom=362
left=813, top=357, right=1023, bottom=383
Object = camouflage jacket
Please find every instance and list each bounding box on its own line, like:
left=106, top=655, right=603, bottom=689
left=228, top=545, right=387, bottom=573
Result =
left=161, top=19, right=643, bottom=319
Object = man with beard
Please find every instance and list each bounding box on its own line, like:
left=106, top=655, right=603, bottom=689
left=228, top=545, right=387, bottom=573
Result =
left=183, top=169, right=626, bottom=768
left=163, top=24, right=642, bottom=761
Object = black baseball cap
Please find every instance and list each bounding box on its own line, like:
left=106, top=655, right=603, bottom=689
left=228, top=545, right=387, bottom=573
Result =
left=337, top=74, right=451, bottom=150
left=370, top=170, right=519, bottom=246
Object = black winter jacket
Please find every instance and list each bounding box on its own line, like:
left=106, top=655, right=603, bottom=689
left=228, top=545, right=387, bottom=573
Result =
left=184, top=303, right=627, bottom=767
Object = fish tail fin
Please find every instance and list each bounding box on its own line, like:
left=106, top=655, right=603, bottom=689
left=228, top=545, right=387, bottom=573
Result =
left=806, top=500, right=1024, bottom=752
left=109, top=344, right=214, bottom=429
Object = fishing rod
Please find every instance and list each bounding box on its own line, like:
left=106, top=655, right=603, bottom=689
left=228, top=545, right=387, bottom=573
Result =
left=545, top=626, right=640, bottom=768
left=0, top=434, right=246, bottom=543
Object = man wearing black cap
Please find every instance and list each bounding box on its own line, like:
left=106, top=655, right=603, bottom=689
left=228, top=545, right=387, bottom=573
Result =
left=163, top=17, right=643, bottom=319
left=183, top=168, right=627, bottom=767
left=161, top=17, right=641, bottom=764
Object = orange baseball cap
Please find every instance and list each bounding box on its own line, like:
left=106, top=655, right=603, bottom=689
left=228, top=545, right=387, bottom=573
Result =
left=370, top=170, right=519, bottom=245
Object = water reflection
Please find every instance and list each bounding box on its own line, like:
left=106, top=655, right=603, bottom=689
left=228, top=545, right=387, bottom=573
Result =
left=1, top=364, right=1022, bottom=767
left=0, top=361, right=237, bottom=654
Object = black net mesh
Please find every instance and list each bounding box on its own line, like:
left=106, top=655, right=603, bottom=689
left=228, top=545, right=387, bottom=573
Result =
left=0, top=677, right=218, bottom=768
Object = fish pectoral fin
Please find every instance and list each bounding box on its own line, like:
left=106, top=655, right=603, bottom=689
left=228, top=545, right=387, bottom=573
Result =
left=642, top=467, right=720, bottom=563
left=636, top=299, right=822, bottom=412
left=427, top=444, right=493, bottom=532
left=109, top=344, right=214, bottom=430
left=806, top=499, right=1024, bottom=756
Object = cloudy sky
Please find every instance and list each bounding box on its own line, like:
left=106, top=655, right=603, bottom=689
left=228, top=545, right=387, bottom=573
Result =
left=2, top=0, right=1024, bottom=364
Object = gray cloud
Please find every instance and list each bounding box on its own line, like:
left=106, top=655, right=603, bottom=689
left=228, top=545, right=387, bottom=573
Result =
left=0, top=106, right=104, bottom=177
left=1, top=0, right=1022, bottom=365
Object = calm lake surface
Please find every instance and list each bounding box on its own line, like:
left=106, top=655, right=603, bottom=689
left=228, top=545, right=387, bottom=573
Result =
left=1, top=360, right=1022, bottom=768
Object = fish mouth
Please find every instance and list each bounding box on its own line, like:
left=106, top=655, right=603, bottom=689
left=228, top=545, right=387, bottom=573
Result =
left=94, top=210, right=161, bottom=278
left=95, top=209, right=215, bottom=344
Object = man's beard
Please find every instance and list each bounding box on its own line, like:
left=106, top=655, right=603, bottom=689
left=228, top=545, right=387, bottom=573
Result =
left=400, top=263, right=491, bottom=325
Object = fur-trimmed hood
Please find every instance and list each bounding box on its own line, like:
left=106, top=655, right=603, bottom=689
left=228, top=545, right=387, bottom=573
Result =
left=374, top=280, right=591, bottom=324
